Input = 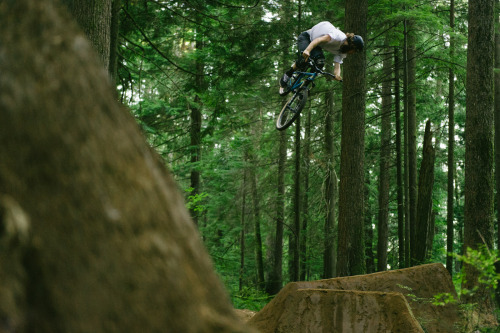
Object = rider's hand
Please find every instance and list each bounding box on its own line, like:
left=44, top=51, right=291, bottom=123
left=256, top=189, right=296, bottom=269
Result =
left=334, top=75, right=343, bottom=81
left=302, top=50, right=310, bottom=61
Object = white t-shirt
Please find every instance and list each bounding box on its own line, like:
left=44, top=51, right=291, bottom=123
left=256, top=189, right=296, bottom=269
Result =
left=307, top=21, right=347, bottom=64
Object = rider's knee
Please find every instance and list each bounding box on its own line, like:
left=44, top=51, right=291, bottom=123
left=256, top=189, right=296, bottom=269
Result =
left=314, top=57, right=325, bottom=69
left=296, top=57, right=308, bottom=71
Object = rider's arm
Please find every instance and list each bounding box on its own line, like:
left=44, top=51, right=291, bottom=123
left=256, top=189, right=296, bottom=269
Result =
left=302, top=35, right=332, bottom=60
left=334, top=62, right=342, bottom=81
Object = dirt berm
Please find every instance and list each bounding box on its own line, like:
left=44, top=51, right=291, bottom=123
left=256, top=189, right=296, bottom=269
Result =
left=248, top=263, right=459, bottom=333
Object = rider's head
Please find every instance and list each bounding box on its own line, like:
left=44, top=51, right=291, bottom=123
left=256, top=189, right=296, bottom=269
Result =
left=340, top=34, right=364, bottom=54
left=351, top=35, right=364, bottom=52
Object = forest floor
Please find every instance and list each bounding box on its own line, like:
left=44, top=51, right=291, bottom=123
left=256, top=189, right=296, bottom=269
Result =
left=237, top=263, right=499, bottom=333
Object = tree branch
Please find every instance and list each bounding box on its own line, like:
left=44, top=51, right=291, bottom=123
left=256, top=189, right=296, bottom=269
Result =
left=122, top=7, right=200, bottom=76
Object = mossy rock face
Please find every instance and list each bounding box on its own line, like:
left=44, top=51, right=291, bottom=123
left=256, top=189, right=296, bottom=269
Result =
left=0, top=1, right=254, bottom=332
left=249, top=264, right=460, bottom=333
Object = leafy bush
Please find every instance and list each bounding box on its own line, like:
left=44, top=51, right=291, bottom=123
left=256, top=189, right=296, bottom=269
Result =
left=433, top=246, right=500, bottom=332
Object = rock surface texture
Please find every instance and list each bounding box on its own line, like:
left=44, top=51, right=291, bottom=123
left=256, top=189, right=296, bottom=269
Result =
left=249, top=263, right=459, bottom=333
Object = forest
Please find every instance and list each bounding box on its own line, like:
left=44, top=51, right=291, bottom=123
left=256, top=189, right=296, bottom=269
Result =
left=10, top=0, right=499, bottom=330
left=109, top=0, right=500, bottom=315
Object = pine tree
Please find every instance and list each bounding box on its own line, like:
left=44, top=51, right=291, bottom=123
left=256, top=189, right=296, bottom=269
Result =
left=464, top=0, right=495, bottom=309
left=62, top=0, right=112, bottom=71
left=377, top=34, right=392, bottom=272
left=337, top=0, right=367, bottom=277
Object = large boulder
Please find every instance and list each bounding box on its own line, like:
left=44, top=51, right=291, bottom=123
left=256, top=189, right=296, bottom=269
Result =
left=249, top=263, right=459, bottom=333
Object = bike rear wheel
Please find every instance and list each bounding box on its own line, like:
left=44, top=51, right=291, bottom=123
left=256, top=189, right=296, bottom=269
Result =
left=276, top=84, right=309, bottom=131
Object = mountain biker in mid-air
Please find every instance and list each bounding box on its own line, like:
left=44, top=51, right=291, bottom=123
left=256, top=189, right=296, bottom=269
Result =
left=279, top=21, right=364, bottom=96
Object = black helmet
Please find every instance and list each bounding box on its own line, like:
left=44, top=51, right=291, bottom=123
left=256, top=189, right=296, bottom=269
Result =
left=352, top=35, right=364, bottom=52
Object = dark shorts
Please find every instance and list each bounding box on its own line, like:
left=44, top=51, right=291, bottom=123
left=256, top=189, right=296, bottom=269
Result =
left=296, top=31, right=325, bottom=69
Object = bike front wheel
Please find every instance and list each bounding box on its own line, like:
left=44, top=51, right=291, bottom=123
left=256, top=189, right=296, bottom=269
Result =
left=276, top=85, right=309, bottom=131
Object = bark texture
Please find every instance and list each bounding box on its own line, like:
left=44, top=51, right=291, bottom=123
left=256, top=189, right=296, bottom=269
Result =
left=464, top=0, right=495, bottom=309
left=446, top=0, right=456, bottom=275
left=300, top=109, right=312, bottom=280
left=323, top=89, right=336, bottom=278
left=394, top=49, right=405, bottom=268
left=415, top=120, right=436, bottom=264
left=291, top=116, right=301, bottom=282
left=377, top=36, right=392, bottom=271
left=336, top=0, right=367, bottom=277
left=407, top=19, right=418, bottom=266
left=62, top=0, right=112, bottom=70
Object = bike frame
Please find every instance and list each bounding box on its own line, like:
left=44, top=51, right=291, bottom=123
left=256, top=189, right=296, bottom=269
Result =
left=288, top=59, right=336, bottom=93
left=288, top=70, right=318, bottom=92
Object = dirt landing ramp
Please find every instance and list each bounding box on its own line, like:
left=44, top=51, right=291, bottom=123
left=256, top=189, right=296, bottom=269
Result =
left=248, top=263, right=459, bottom=333
left=235, top=309, right=257, bottom=321
left=259, top=289, right=423, bottom=332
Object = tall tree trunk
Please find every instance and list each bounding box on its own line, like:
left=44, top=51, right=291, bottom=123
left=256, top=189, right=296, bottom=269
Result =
left=189, top=14, right=205, bottom=225
left=456, top=172, right=465, bottom=273
left=337, top=0, right=367, bottom=277
left=250, top=156, right=265, bottom=289
left=324, top=88, right=336, bottom=278
left=287, top=0, right=303, bottom=283
left=365, top=171, right=375, bottom=274
left=494, top=0, right=500, bottom=306
left=456, top=177, right=464, bottom=274
left=407, top=19, right=418, bottom=266
left=403, top=19, right=411, bottom=268
left=266, top=0, right=291, bottom=295
left=300, top=109, right=312, bottom=281
left=267, top=130, right=286, bottom=294
left=456, top=230, right=464, bottom=273
left=189, top=96, right=202, bottom=225
left=464, top=0, right=495, bottom=309
left=290, top=117, right=301, bottom=282
left=62, top=0, right=112, bottom=71
left=395, top=47, right=405, bottom=268
left=109, top=0, right=121, bottom=83
left=415, top=120, right=436, bottom=264
left=447, top=0, right=456, bottom=276
left=377, top=37, right=392, bottom=272
left=426, top=211, right=437, bottom=261
left=239, top=170, right=247, bottom=292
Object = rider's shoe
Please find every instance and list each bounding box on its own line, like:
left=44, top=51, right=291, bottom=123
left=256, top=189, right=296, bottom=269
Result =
left=279, top=73, right=290, bottom=96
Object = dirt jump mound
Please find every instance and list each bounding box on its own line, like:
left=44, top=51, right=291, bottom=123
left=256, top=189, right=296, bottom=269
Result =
left=248, top=263, right=460, bottom=333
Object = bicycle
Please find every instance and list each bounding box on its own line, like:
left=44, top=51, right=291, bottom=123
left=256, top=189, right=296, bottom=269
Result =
left=276, top=59, right=339, bottom=131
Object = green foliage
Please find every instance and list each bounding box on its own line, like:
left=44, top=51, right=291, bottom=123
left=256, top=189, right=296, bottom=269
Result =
left=118, top=0, right=475, bottom=315
left=185, top=187, right=209, bottom=213
left=231, top=287, right=272, bottom=312
left=433, top=247, right=500, bottom=332
left=433, top=247, right=500, bottom=305
left=459, top=247, right=500, bottom=296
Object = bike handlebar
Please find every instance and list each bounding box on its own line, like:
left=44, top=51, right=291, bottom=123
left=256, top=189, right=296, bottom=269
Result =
left=308, top=59, right=342, bottom=82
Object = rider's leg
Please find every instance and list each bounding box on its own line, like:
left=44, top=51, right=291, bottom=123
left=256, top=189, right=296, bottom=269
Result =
left=279, top=31, right=311, bottom=95
left=311, top=51, right=326, bottom=70
left=279, top=69, right=294, bottom=95
left=295, top=31, right=311, bottom=70
left=281, top=64, right=295, bottom=85
left=309, top=39, right=326, bottom=69
left=279, top=63, right=299, bottom=96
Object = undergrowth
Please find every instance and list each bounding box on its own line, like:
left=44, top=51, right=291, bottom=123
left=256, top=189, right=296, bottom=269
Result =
left=433, top=246, right=500, bottom=332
